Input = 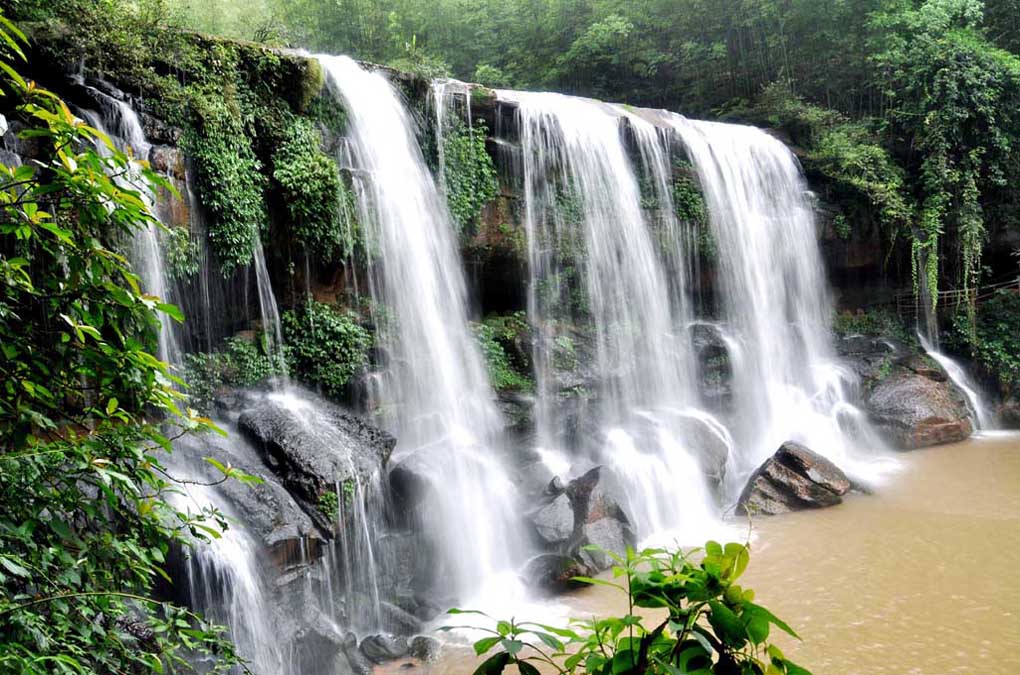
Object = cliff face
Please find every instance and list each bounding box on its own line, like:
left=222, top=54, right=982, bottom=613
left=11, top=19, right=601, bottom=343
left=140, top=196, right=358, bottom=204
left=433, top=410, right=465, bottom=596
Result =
left=12, top=27, right=939, bottom=327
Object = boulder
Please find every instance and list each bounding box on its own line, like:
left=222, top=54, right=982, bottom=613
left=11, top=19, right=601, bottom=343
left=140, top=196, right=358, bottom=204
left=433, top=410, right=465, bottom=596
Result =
left=408, top=636, right=441, bottom=663
left=564, top=467, right=636, bottom=571
left=359, top=634, right=409, bottom=664
left=237, top=389, right=395, bottom=506
left=523, top=553, right=592, bottom=593
left=866, top=371, right=973, bottom=448
left=998, top=397, right=1020, bottom=428
left=737, top=441, right=851, bottom=516
left=529, top=492, right=574, bottom=547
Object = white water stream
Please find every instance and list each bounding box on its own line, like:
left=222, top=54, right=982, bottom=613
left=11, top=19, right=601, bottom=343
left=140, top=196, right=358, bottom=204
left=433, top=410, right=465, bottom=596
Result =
left=318, top=55, right=527, bottom=605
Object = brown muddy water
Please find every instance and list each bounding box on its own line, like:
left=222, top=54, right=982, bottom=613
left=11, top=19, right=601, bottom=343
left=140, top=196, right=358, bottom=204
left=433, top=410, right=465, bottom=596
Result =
left=421, top=432, right=1020, bottom=674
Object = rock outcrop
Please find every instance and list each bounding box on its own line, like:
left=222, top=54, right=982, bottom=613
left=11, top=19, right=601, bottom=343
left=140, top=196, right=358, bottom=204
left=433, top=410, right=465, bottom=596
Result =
left=524, top=465, right=636, bottom=588
left=237, top=389, right=396, bottom=509
left=866, top=369, right=973, bottom=449
left=737, top=441, right=851, bottom=515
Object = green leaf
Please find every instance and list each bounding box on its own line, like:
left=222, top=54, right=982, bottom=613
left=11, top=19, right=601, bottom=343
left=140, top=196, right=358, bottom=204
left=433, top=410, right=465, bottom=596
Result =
left=0, top=556, right=31, bottom=578
left=106, top=397, right=118, bottom=415
left=501, top=638, right=523, bottom=657
left=707, top=600, right=747, bottom=648
left=517, top=662, right=541, bottom=675
left=471, top=651, right=510, bottom=675
left=746, top=602, right=800, bottom=640
left=473, top=636, right=502, bottom=656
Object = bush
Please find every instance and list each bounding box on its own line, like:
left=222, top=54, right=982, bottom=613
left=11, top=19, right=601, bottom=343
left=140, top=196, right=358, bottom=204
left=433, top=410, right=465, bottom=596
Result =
left=448, top=541, right=811, bottom=674
left=473, top=314, right=532, bottom=391
left=183, top=336, right=284, bottom=413
left=282, top=301, right=372, bottom=399
left=272, top=116, right=358, bottom=261
left=950, top=290, right=1020, bottom=394
left=441, top=117, right=499, bottom=234
left=832, top=308, right=914, bottom=345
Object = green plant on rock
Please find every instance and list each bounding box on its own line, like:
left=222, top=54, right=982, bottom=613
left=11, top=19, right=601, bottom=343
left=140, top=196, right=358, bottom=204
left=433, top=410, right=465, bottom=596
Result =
left=832, top=308, right=914, bottom=346
left=473, top=319, right=532, bottom=392
left=272, top=116, right=358, bottom=261
left=282, top=301, right=372, bottom=399
left=447, top=541, right=810, bottom=675
left=183, top=336, right=285, bottom=413
left=164, top=224, right=201, bottom=280
left=441, top=117, right=499, bottom=234
left=950, top=289, right=1020, bottom=395
left=184, top=92, right=267, bottom=275
left=318, top=490, right=339, bottom=521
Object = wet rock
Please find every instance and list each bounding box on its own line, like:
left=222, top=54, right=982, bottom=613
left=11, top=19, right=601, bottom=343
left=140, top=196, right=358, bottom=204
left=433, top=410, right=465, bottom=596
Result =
left=379, top=600, right=424, bottom=636
left=408, top=636, right=441, bottom=663
left=292, top=615, right=355, bottom=675
left=173, top=427, right=322, bottom=565
left=999, top=397, right=1020, bottom=428
left=237, top=389, right=395, bottom=506
left=359, top=634, right=409, bottom=664
left=529, top=493, right=574, bottom=546
left=524, top=553, right=592, bottom=593
left=866, top=371, right=973, bottom=448
left=563, top=466, right=636, bottom=571
left=737, top=441, right=851, bottom=516
left=572, top=518, right=634, bottom=570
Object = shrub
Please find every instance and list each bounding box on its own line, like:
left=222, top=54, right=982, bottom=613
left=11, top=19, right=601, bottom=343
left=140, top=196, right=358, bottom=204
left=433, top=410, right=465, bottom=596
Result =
left=441, top=117, right=499, bottom=234
left=448, top=541, right=811, bottom=674
left=272, top=116, right=358, bottom=261
left=473, top=315, right=532, bottom=392
left=950, top=289, right=1020, bottom=394
left=183, top=336, right=284, bottom=413
left=832, top=308, right=914, bottom=345
left=282, top=301, right=372, bottom=399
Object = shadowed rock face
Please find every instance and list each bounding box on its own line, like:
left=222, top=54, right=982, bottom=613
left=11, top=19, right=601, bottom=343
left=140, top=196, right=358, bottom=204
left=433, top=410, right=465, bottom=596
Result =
left=737, top=441, right=852, bottom=516
left=236, top=389, right=396, bottom=508
left=866, top=370, right=973, bottom=449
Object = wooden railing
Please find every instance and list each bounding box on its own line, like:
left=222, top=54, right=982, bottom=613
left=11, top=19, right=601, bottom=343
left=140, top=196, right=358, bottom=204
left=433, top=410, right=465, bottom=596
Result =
left=892, top=276, right=1020, bottom=317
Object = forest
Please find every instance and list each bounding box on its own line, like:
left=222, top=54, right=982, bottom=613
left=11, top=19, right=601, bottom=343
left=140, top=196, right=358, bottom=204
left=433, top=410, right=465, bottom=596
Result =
left=2, top=0, right=1019, bottom=674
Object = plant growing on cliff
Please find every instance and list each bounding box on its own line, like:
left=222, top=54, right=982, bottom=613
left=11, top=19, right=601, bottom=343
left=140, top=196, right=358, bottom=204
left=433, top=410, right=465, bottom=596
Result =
left=950, top=289, right=1020, bottom=395
left=441, top=117, right=499, bottom=234
left=282, top=300, right=372, bottom=399
left=448, top=541, right=810, bottom=674
left=184, top=336, right=284, bottom=412
left=0, top=16, right=244, bottom=672
left=272, top=116, right=360, bottom=261
left=473, top=316, right=532, bottom=392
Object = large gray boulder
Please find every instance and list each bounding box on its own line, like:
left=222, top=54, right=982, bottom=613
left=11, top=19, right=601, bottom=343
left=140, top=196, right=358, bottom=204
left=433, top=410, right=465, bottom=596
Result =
left=237, top=390, right=395, bottom=506
left=866, top=370, right=973, bottom=449
left=737, top=441, right=851, bottom=516
left=565, top=467, right=636, bottom=571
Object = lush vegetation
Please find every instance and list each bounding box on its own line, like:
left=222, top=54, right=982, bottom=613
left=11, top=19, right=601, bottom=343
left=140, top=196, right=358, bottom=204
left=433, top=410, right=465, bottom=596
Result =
left=281, top=300, right=373, bottom=399
left=440, top=116, right=499, bottom=234
left=448, top=541, right=810, bottom=674
left=950, top=289, right=1020, bottom=395
left=0, top=15, right=246, bottom=672
left=473, top=313, right=533, bottom=392
left=183, top=336, right=284, bottom=413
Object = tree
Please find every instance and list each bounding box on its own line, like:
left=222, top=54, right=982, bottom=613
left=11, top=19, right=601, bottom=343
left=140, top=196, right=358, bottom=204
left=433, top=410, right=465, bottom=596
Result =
left=0, top=12, right=246, bottom=673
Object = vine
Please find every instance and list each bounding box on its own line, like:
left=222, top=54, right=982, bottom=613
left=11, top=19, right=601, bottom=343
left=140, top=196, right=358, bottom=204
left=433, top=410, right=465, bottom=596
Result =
left=441, top=117, right=499, bottom=233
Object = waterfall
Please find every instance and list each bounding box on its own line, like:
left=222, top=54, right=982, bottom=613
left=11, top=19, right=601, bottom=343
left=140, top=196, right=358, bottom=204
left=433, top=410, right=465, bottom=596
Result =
left=316, top=55, right=526, bottom=602
left=670, top=117, right=886, bottom=493
left=80, top=93, right=291, bottom=672
left=78, top=97, right=181, bottom=369
left=501, top=91, right=721, bottom=542
left=919, top=334, right=993, bottom=430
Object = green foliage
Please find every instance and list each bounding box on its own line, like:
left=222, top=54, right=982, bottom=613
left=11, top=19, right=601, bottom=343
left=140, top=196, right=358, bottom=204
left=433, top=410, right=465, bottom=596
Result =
left=473, top=315, right=532, bottom=392
left=950, top=290, right=1020, bottom=394
left=832, top=308, right=914, bottom=346
left=447, top=541, right=810, bottom=675
left=0, top=18, right=242, bottom=672
left=272, top=116, right=358, bottom=260
left=441, top=117, right=499, bottom=233
left=184, top=94, right=267, bottom=275
left=282, top=301, right=372, bottom=399
left=318, top=490, right=339, bottom=520
left=165, top=225, right=201, bottom=280
left=183, top=336, right=284, bottom=413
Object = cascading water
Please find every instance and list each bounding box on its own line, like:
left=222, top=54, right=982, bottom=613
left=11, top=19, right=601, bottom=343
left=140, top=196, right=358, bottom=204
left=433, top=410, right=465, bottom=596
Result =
left=78, top=95, right=181, bottom=368
left=317, top=55, right=526, bottom=604
left=669, top=117, right=890, bottom=493
left=919, top=334, right=993, bottom=430
left=501, top=91, right=722, bottom=542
